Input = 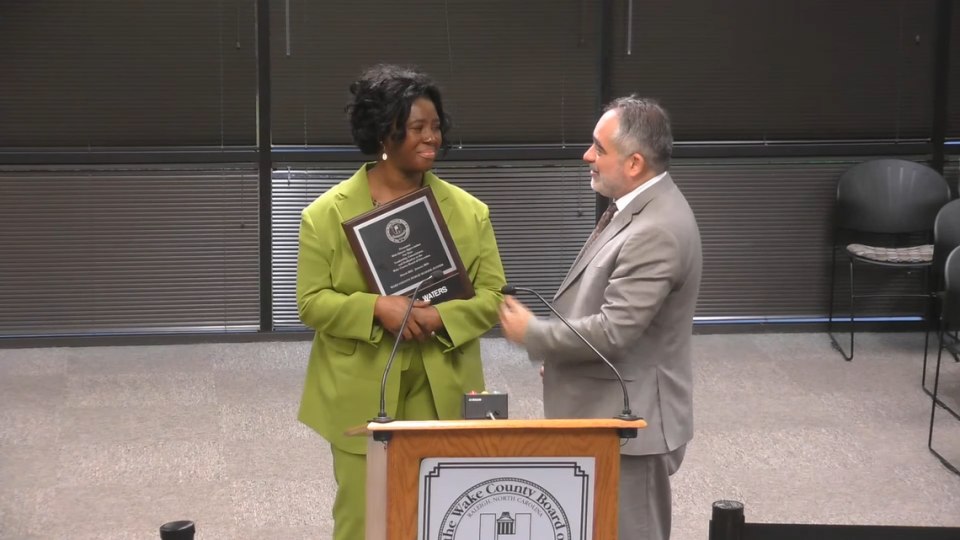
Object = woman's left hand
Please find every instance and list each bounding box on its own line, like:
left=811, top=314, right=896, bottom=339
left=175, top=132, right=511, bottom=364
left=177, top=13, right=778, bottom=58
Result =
left=410, top=306, right=444, bottom=336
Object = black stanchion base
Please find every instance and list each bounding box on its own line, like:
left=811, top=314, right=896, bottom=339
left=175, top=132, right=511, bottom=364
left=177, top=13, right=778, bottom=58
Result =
left=159, top=520, right=195, bottom=540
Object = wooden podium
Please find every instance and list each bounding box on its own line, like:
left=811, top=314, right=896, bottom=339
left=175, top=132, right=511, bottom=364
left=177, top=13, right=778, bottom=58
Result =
left=347, top=418, right=646, bottom=540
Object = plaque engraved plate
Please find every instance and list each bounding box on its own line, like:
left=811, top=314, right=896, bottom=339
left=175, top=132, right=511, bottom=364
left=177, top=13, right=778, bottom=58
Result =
left=342, top=186, right=475, bottom=304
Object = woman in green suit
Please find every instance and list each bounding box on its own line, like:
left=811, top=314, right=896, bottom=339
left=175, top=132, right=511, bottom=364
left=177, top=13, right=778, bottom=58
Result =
left=295, top=64, right=507, bottom=540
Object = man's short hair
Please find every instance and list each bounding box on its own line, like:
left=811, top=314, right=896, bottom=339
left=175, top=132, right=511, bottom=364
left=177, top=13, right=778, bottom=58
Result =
left=604, top=95, right=673, bottom=174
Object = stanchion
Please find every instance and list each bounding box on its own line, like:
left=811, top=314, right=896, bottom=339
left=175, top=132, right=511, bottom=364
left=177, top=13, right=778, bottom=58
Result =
left=708, top=500, right=745, bottom=540
left=706, top=499, right=960, bottom=540
left=159, top=520, right=195, bottom=540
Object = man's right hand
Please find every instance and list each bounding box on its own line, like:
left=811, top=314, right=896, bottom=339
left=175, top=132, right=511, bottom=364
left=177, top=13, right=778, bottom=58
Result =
left=374, top=296, right=431, bottom=341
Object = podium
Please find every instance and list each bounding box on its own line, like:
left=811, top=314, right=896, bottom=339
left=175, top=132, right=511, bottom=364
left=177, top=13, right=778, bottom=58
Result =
left=347, top=418, right=646, bottom=540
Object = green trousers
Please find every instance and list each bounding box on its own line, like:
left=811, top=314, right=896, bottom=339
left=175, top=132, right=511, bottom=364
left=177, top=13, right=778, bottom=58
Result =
left=330, top=346, right=439, bottom=540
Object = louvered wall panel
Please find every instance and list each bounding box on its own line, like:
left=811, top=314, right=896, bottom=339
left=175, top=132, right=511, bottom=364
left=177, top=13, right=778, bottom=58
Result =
left=432, top=162, right=597, bottom=305
left=271, top=166, right=345, bottom=330
left=271, top=161, right=596, bottom=329
left=671, top=156, right=931, bottom=319
left=0, top=167, right=260, bottom=336
left=270, top=0, right=598, bottom=145
left=272, top=157, right=935, bottom=330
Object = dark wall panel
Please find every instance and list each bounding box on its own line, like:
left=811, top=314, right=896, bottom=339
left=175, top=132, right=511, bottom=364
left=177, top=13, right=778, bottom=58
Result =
left=0, top=166, right=260, bottom=336
left=270, top=0, right=599, bottom=146
left=0, top=0, right=258, bottom=148
left=611, top=0, right=936, bottom=142
left=948, top=0, right=960, bottom=138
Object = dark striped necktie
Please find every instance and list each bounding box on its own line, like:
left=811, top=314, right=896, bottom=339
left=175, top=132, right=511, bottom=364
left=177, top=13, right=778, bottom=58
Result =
left=583, top=202, right=618, bottom=253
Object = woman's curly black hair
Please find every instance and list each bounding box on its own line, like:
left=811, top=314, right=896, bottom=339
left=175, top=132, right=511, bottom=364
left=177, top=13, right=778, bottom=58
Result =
left=346, top=64, right=453, bottom=156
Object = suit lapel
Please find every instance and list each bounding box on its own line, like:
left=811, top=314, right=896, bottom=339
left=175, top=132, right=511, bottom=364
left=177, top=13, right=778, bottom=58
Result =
left=554, top=175, right=676, bottom=300
left=423, top=171, right=453, bottom=222
left=334, top=164, right=376, bottom=221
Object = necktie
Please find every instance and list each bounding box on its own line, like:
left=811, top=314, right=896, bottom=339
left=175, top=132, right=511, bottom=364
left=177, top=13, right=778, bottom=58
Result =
left=583, top=202, right=618, bottom=253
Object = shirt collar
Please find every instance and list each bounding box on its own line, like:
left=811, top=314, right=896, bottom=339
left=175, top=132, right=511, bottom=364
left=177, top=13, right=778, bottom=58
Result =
left=614, top=171, right=668, bottom=213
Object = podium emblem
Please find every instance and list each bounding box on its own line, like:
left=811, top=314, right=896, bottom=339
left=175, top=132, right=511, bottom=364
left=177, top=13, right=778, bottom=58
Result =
left=418, top=457, right=595, bottom=540
left=385, top=218, right=411, bottom=243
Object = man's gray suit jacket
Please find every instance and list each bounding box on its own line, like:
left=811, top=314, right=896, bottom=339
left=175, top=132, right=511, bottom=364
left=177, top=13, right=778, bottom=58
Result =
left=525, top=174, right=703, bottom=456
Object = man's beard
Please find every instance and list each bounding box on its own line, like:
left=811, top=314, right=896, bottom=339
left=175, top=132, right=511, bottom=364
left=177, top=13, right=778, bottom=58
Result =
left=591, top=171, right=619, bottom=199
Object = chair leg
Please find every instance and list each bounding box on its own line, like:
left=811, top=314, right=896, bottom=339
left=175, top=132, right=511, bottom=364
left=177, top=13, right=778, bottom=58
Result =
left=928, top=329, right=960, bottom=477
left=926, top=268, right=958, bottom=364
left=827, top=245, right=838, bottom=334
left=848, top=261, right=856, bottom=360
left=922, top=328, right=931, bottom=395
left=830, top=260, right=855, bottom=361
left=827, top=248, right=854, bottom=360
left=927, top=331, right=942, bottom=448
left=920, top=328, right=943, bottom=399
left=923, top=270, right=935, bottom=393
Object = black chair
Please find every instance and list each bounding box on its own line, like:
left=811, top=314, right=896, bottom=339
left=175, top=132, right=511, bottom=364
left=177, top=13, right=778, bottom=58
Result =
left=827, top=159, right=952, bottom=361
left=923, top=199, right=960, bottom=395
left=927, top=245, right=960, bottom=477
left=932, top=199, right=960, bottom=290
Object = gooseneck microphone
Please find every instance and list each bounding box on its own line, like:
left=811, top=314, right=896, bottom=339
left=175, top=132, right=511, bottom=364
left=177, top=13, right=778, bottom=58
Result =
left=502, top=284, right=639, bottom=422
left=373, top=270, right=446, bottom=424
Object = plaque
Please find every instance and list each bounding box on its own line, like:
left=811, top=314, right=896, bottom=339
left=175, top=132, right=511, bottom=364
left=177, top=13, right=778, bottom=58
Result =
left=342, top=186, right=475, bottom=304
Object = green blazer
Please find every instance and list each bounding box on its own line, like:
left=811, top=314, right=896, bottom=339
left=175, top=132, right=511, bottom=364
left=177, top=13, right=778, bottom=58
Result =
left=296, top=163, right=507, bottom=454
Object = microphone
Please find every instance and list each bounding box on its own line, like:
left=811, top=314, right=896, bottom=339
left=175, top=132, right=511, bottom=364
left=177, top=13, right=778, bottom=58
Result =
left=502, top=284, right=639, bottom=422
left=373, top=270, right=446, bottom=424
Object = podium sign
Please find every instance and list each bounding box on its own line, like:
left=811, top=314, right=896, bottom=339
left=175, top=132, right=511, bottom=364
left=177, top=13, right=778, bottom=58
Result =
left=418, top=457, right=595, bottom=540
left=355, top=419, right=643, bottom=540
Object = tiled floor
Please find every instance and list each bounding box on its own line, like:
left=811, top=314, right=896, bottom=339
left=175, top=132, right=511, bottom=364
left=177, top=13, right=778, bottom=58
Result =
left=1, top=332, right=959, bottom=539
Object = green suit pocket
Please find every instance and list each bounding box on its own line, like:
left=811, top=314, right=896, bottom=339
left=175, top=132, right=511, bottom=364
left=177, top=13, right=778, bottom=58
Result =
left=325, top=334, right=359, bottom=356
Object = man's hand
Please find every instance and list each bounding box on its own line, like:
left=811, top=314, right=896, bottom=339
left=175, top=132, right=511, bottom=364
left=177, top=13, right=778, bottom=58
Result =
left=410, top=305, right=444, bottom=337
left=498, top=295, right=533, bottom=344
left=374, top=296, right=431, bottom=341
left=540, top=365, right=544, bottom=378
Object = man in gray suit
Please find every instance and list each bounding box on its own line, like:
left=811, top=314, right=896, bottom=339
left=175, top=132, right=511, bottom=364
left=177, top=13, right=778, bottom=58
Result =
left=499, top=95, right=702, bottom=540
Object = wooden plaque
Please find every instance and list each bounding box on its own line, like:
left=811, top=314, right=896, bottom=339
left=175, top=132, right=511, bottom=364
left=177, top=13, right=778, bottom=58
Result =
left=342, top=186, right=475, bottom=304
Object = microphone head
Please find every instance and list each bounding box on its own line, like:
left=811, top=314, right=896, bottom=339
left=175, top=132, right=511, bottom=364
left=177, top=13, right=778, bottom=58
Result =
left=501, top=284, right=516, bottom=295
left=430, top=270, right=445, bottom=281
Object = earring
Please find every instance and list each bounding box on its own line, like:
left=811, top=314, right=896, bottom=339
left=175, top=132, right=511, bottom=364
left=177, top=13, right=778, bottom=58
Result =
left=381, top=151, right=387, bottom=161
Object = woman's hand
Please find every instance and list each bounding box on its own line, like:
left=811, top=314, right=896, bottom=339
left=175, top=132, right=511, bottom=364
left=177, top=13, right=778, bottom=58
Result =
left=374, top=296, right=431, bottom=341
left=410, top=306, right=444, bottom=336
